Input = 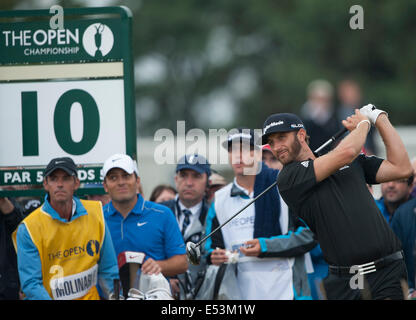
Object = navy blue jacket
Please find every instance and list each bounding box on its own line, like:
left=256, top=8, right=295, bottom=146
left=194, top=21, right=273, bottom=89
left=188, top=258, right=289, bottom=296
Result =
left=161, top=198, right=209, bottom=245
left=0, top=200, right=23, bottom=299
left=391, top=197, right=416, bottom=289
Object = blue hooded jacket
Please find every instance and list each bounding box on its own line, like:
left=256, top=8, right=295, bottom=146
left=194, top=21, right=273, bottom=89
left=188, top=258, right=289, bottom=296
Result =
left=391, top=197, right=416, bottom=289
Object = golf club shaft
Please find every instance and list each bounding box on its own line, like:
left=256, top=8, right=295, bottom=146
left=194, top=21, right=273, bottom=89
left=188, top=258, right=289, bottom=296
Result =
left=195, top=180, right=278, bottom=248
left=114, top=279, right=120, bottom=300
left=192, top=126, right=348, bottom=250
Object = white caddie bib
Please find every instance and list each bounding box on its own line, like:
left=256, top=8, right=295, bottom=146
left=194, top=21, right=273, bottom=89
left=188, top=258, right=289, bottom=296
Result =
left=215, top=183, right=294, bottom=300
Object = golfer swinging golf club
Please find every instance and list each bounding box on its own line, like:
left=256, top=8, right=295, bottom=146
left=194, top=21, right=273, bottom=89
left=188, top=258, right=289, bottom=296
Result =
left=261, top=105, right=413, bottom=300
left=186, top=128, right=347, bottom=264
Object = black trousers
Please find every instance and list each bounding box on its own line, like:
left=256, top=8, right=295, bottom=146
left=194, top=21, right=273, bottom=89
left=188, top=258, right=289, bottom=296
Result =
left=323, top=259, right=408, bottom=300
left=0, top=286, right=20, bottom=300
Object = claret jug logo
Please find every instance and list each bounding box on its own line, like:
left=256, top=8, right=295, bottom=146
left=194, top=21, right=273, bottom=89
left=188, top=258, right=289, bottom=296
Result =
left=82, top=23, right=114, bottom=58
left=86, top=240, right=100, bottom=257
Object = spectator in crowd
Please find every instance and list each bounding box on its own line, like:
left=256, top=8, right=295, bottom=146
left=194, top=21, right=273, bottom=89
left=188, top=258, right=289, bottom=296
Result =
left=18, top=198, right=41, bottom=217
left=411, top=157, right=416, bottom=198
left=262, top=144, right=282, bottom=170
left=307, top=244, right=328, bottom=300
left=13, top=157, right=120, bottom=300
left=391, top=196, right=416, bottom=299
left=102, top=154, right=187, bottom=298
left=149, top=185, right=177, bottom=203
left=300, top=79, right=343, bottom=153
left=83, top=183, right=111, bottom=206
left=3, top=185, right=42, bottom=218
left=336, top=79, right=377, bottom=155
left=161, top=154, right=211, bottom=299
left=375, top=175, right=414, bottom=225
left=0, top=197, right=23, bottom=299
left=206, top=171, right=227, bottom=204
left=205, top=128, right=315, bottom=300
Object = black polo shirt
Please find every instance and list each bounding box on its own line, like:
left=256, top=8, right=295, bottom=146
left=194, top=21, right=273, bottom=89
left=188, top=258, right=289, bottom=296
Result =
left=277, top=154, right=402, bottom=266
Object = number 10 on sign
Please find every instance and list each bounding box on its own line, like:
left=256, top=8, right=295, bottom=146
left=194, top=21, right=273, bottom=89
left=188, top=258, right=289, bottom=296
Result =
left=0, top=80, right=126, bottom=167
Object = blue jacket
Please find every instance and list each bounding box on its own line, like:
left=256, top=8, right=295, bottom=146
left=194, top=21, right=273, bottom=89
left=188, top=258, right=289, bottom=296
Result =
left=161, top=197, right=209, bottom=244
left=375, top=198, right=394, bottom=226
left=391, top=197, right=416, bottom=289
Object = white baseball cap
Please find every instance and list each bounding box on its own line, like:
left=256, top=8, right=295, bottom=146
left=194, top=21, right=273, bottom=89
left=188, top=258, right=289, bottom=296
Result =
left=102, top=154, right=139, bottom=178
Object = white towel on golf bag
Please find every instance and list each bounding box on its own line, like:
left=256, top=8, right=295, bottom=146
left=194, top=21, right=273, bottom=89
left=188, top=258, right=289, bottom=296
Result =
left=127, top=272, right=174, bottom=300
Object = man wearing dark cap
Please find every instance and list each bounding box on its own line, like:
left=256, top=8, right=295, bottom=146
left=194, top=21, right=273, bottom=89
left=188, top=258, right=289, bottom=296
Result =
left=262, top=105, right=413, bottom=299
left=161, top=154, right=211, bottom=299
left=205, top=128, right=315, bottom=300
left=163, top=154, right=211, bottom=247
left=13, top=157, right=120, bottom=300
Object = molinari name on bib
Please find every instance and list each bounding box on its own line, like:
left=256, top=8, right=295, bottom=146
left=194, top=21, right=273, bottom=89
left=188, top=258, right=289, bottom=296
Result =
left=50, top=264, right=98, bottom=300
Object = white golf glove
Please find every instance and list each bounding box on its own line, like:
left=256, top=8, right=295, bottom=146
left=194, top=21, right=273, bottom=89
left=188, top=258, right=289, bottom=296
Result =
left=359, top=104, right=388, bottom=125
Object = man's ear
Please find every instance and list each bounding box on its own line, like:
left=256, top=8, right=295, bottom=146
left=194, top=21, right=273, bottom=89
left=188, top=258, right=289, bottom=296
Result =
left=103, top=178, right=109, bottom=193
left=74, top=177, right=80, bottom=191
left=174, top=174, right=179, bottom=188
left=297, top=128, right=307, bottom=143
left=43, top=178, right=48, bottom=191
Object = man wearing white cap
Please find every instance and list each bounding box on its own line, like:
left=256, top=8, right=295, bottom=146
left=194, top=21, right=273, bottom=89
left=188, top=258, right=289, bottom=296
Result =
left=102, top=154, right=187, bottom=298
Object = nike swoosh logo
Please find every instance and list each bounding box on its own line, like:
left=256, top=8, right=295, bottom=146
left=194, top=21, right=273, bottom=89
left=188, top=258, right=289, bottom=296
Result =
left=137, top=222, right=147, bottom=227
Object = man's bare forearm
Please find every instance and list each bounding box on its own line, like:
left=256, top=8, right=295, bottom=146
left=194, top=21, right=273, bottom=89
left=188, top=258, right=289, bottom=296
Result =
left=159, top=254, right=188, bottom=277
left=333, top=119, right=370, bottom=162
left=376, top=114, right=412, bottom=176
left=313, top=112, right=370, bottom=183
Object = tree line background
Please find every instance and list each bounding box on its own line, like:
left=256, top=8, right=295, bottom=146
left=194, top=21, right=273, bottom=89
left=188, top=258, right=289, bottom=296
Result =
left=2, top=0, right=416, bottom=136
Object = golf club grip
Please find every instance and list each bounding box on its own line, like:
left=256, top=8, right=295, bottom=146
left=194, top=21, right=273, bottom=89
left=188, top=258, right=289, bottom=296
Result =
left=196, top=180, right=278, bottom=247
left=332, top=127, right=348, bottom=141
left=313, top=127, right=348, bottom=154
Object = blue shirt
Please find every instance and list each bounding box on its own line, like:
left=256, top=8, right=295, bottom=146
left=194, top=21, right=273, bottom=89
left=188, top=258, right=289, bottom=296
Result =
left=15, top=195, right=119, bottom=300
left=375, top=197, right=393, bottom=225
left=103, top=194, right=185, bottom=261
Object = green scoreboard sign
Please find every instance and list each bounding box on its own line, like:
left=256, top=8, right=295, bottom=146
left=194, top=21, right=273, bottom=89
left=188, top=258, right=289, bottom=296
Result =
left=0, top=6, right=136, bottom=197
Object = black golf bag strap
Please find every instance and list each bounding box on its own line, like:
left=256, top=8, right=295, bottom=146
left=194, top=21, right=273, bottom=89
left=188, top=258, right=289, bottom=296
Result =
left=213, top=264, right=227, bottom=300
left=192, top=269, right=207, bottom=298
